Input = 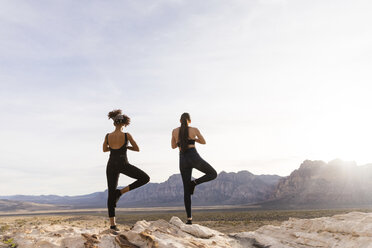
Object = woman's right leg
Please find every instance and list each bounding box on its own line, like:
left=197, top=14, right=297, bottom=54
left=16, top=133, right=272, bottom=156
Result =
left=119, top=163, right=150, bottom=191
left=191, top=152, right=217, bottom=185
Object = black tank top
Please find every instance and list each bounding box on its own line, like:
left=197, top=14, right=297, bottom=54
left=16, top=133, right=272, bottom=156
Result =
left=106, top=133, right=128, bottom=163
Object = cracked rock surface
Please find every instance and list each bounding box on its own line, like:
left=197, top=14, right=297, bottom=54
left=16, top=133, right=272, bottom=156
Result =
left=1, top=212, right=371, bottom=247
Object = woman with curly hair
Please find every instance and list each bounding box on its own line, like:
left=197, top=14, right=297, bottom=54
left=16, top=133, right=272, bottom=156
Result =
left=171, top=113, right=217, bottom=224
left=103, top=109, right=150, bottom=231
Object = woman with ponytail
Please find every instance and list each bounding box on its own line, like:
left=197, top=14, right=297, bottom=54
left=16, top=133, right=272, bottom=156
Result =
left=171, top=113, right=217, bottom=224
left=103, top=109, right=150, bottom=231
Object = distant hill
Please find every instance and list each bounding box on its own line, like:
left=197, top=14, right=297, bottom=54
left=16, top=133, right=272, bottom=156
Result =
left=0, top=171, right=281, bottom=209
left=265, top=159, right=372, bottom=208
left=0, top=192, right=108, bottom=209
left=0, top=199, right=66, bottom=212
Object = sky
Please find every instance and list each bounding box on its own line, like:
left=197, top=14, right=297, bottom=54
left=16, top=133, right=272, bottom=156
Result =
left=1, top=0, right=372, bottom=196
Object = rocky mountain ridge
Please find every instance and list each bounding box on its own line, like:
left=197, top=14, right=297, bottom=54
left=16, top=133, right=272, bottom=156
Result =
left=0, top=170, right=281, bottom=209
left=2, top=159, right=372, bottom=210
left=267, top=159, right=372, bottom=208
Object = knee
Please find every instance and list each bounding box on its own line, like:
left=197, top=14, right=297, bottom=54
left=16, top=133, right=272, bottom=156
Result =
left=210, top=169, right=217, bottom=180
left=143, top=174, right=150, bottom=184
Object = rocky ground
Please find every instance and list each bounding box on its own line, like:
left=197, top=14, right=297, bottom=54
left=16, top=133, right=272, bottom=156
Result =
left=1, top=212, right=372, bottom=247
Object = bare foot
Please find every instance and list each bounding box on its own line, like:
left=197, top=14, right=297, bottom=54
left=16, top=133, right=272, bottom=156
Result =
left=120, top=186, right=130, bottom=195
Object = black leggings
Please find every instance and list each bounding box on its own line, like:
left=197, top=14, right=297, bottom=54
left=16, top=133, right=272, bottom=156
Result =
left=179, top=148, right=217, bottom=218
left=106, top=157, right=150, bottom=217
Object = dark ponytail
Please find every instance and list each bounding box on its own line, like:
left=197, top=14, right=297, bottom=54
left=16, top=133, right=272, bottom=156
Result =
left=179, top=113, right=191, bottom=152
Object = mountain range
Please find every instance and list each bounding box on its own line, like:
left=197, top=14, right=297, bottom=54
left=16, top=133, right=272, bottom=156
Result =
left=0, top=171, right=281, bottom=209
left=1, top=159, right=372, bottom=211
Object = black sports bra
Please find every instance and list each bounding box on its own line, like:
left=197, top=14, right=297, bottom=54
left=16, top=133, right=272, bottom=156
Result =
left=177, top=139, right=195, bottom=147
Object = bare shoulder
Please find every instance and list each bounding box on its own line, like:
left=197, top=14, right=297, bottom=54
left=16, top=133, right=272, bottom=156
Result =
left=172, top=127, right=180, bottom=133
left=189, top=126, right=200, bottom=132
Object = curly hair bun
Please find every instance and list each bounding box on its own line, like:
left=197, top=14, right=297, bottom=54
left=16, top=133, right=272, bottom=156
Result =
left=108, top=109, right=122, bottom=119
left=107, top=109, right=131, bottom=126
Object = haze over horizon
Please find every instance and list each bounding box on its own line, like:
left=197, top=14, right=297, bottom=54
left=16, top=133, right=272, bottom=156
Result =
left=1, top=0, right=372, bottom=195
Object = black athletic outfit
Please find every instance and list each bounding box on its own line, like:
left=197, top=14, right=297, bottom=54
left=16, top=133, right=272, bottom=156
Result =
left=106, top=133, right=150, bottom=217
left=179, top=140, right=217, bottom=218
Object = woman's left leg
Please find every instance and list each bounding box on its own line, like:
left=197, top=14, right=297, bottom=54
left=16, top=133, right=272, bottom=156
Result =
left=180, top=162, right=193, bottom=219
left=106, top=165, right=119, bottom=218
left=106, top=161, right=120, bottom=229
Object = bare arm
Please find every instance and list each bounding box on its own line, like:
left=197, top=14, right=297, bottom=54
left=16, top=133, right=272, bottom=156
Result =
left=126, top=133, right=140, bottom=152
left=171, top=129, right=178, bottom=149
left=195, top=128, right=206, bottom=144
left=103, top=134, right=110, bottom=152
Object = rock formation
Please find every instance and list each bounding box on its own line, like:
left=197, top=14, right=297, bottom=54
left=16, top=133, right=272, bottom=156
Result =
left=270, top=159, right=372, bottom=208
left=1, top=216, right=241, bottom=247
left=1, top=212, right=372, bottom=247
left=231, top=211, right=372, bottom=248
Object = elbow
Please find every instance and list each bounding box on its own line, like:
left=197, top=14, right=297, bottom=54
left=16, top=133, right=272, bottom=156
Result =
left=171, top=141, right=177, bottom=149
